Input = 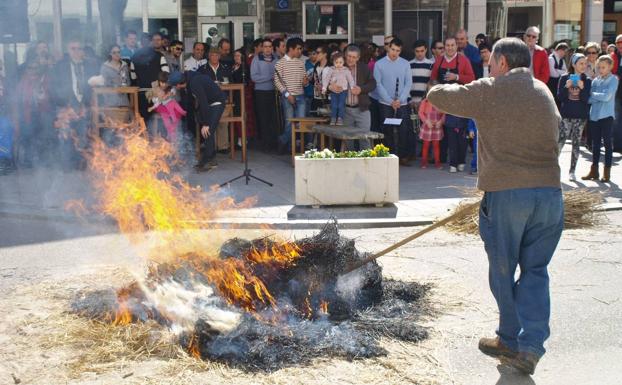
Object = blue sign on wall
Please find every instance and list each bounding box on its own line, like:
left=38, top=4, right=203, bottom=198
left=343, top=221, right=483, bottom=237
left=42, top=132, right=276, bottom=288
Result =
left=277, top=0, right=289, bottom=10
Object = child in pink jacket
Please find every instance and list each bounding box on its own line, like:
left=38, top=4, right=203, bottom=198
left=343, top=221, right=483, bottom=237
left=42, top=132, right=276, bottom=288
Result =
left=418, top=96, right=445, bottom=168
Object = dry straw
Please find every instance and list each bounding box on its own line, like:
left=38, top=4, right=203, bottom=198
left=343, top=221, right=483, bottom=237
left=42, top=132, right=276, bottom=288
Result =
left=445, top=188, right=605, bottom=235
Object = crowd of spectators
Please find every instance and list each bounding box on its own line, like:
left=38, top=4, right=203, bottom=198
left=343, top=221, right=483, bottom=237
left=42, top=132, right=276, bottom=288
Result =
left=0, top=27, right=619, bottom=181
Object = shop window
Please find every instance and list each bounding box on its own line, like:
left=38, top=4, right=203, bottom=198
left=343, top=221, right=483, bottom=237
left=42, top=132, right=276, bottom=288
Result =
left=303, top=1, right=351, bottom=41
left=553, top=0, right=582, bottom=47
left=199, top=0, right=257, bottom=17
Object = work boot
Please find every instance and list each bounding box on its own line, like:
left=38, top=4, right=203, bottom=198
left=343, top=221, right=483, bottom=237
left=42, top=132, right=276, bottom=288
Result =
left=581, top=164, right=599, bottom=180
left=478, top=337, right=518, bottom=359
left=505, top=351, right=540, bottom=375
left=600, top=166, right=611, bottom=182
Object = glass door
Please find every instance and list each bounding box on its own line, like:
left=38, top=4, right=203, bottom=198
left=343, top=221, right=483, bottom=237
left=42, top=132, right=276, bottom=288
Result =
left=198, top=17, right=258, bottom=49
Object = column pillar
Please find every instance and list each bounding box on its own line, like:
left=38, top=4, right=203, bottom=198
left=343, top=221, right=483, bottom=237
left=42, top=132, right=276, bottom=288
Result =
left=53, top=0, right=63, bottom=56
left=467, top=0, right=486, bottom=44
left=585, top=0, right=604, bottom=43
left=384, top=0, right=392, bottom=36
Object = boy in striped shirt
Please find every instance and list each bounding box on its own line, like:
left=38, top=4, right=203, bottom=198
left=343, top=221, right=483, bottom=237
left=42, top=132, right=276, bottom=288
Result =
left=273, top=38, right=308, bottom=153
left=409, top=40, right=434, bottom=106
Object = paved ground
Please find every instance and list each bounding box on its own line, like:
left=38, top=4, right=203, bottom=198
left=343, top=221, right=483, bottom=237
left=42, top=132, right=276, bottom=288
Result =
left=0, top=144, right=621, bottom=240
left=0, top=143, right=621, bottom=384
left=0, top=212, right=620, bottom=384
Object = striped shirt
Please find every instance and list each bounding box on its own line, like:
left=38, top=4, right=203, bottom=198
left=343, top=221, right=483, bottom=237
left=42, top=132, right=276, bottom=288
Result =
left=273, top=54, right=306, bottom=96
left=409, top=57, right=434, bottom=103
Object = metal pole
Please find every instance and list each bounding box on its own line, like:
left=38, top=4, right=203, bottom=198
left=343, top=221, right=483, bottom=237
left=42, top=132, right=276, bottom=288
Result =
left=53, top=0, right=63, bottom=57
left=384, top=0, right=392, bottom=37
left=142, top=0, right=149, bottom=33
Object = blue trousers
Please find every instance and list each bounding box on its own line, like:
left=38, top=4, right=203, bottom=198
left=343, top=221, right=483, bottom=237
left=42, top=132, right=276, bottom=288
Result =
left=479, top=187, right=564, bottom=357
left=279, top=94, right=306, bottom=146
left=330, top=92, right=347, bottom=120
left=590, top=117, right=614, bottom=167
left=471, top=135, right=477, bottom=170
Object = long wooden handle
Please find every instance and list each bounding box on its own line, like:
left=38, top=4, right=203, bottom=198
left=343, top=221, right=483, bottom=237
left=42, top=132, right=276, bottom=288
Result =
left=343, top=201, right=480, bottom=275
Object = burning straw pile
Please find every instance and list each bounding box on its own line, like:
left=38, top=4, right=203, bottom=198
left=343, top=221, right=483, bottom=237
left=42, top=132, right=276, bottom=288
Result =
left=71, top=222, right=431, bottom=371
left=67, top=120, right=431, bottom=371
left=445, top=189, right=605, bottom=235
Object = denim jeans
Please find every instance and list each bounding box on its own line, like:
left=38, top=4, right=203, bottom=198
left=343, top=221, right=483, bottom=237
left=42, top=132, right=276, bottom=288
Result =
left=590, top=117, right=614, bottom=167
left=279, top=94, right=306, bottom=146
left=447, top=126, right=468, bottom=168
left=479, top=187, right=564, bottom=358
left=330, top=92, right=347, bottom=120
left=470, top=135, right=477, bottom=170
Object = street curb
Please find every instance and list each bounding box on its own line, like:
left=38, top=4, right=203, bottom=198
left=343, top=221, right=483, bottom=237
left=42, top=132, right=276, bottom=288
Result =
left=1, top=203, right=621, bottom=230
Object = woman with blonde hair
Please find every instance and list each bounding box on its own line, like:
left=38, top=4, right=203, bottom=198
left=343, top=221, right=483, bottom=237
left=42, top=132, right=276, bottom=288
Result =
left=583, top=42, right=600, bottom=79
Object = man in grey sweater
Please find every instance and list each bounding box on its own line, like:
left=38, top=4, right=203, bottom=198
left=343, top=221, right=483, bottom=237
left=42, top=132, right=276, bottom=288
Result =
left=428, top=38, right=563, bottom=376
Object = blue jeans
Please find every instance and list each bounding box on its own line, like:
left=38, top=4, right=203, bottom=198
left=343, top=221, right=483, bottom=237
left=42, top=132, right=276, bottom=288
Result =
left=590, top=117, right=614, bottom=167
left=279, top=94, right=306, bottom=146
left=471, top=135, right=477, bottom=170
left=330, top=92, right=347, bottom=120
left=479, top=187, right=564, bottom=358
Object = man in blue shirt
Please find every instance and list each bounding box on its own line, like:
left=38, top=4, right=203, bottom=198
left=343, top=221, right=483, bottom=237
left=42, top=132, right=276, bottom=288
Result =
left=456, top=29, right=483, bottom=79
left=371, top=38, right=415, bottom=165
left=120, top=30, right=138, bottom=63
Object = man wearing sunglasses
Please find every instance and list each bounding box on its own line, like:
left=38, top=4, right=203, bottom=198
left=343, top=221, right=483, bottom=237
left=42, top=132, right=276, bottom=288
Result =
left=522, top=26, right=549, bottom=84
left=165, top=40, right=184, bottom=73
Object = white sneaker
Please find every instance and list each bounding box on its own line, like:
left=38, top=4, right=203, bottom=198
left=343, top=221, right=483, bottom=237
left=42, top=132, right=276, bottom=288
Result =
left=449, top=166, right=457, bottom=173
left=569, top=171, right=576, bottom=181
left=458, top=164, right=465, bottom=172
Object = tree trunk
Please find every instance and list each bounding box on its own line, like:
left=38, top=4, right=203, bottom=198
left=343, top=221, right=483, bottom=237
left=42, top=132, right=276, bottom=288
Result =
left=447, top=0, right=463, bottom=38
left=98, top=0, right=128, bottom=52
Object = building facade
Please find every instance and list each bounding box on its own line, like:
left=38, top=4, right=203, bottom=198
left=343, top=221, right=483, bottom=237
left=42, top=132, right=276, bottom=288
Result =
left=0, top=0, right=610, bottom=73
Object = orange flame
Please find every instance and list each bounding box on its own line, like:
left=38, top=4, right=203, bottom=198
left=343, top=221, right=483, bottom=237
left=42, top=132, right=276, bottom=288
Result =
left=111, top=287, right=133, bottom=326
left=84, top=120, right=303, bottom=319
left=187, top=333, right=201, bottom=359
left=319, top=300, right=329, bottom=315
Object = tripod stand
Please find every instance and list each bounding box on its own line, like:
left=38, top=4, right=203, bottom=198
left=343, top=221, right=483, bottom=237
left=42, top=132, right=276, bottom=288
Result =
left=220, top=56, right=273, bottom=188
left=219, top=148, right=273, bottom=187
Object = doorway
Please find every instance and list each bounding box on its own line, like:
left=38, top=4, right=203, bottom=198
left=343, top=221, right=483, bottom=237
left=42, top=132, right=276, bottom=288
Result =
left=198, top=17, right=258, bottom=49
left=393, top=10, right=443, bottom=61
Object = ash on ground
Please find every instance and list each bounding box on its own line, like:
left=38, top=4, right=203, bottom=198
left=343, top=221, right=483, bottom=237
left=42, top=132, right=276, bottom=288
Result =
left=71, top=221, right=432, bottom=371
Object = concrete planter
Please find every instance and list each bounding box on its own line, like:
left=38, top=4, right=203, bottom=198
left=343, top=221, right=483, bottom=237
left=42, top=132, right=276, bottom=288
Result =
left=294, top=155, right=399, bottom=206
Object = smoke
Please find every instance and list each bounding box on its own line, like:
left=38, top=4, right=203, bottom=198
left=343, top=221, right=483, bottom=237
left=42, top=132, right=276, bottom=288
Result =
left=140, top=279, right=241, bottom=335
left=335, top=269, right=366, bottom=302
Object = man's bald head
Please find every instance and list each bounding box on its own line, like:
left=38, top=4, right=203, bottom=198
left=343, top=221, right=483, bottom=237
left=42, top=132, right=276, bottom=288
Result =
left=455, top=29, right=468, bottom=50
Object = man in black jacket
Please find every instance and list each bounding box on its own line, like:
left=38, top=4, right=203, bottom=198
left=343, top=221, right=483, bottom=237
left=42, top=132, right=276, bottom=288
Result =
left=50, top=38, right=98, bottom=170
left=130, top=32, right=170, bottom=125
left=183, top=72, right=227, bottom=171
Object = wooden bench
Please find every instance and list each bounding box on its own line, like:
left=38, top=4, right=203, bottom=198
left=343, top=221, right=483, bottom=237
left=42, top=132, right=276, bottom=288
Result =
left=289, top=117, right=330, bottom=165
left=311, top=124, right=385, bottom=152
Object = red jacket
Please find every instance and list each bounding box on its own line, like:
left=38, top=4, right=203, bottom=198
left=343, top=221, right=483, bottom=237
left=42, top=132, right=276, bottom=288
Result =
left=430, top=53, right=475, bottom=84
left=611, top=51, right=621, bottom=76
left=532, top=45, right=550, bottom=84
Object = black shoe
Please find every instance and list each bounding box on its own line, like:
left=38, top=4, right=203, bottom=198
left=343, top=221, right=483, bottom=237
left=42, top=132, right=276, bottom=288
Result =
left=504, top=351, right=539, bottom=375
left=194, top=161, right=218, bottom=172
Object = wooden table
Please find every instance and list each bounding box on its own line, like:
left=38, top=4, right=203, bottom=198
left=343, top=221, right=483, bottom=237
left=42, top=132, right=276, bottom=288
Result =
left=195, top=83, right=247, bottom=163
left=289, top=117, right=330, bottom=165
left=311, top=124, right=385, bottom=152
left=91, top=87, right=140, bottom=136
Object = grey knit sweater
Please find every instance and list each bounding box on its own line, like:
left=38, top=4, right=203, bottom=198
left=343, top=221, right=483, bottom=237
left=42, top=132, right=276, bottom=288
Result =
left=428, top=67, right=561, bottom=192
